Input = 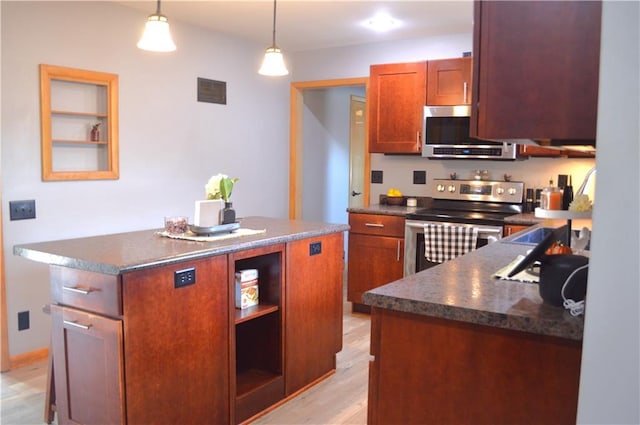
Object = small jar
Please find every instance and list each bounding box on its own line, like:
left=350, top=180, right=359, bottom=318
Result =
left=541, top=184, right=563, bottom=210
left=164, top=216, right=188, bottom=234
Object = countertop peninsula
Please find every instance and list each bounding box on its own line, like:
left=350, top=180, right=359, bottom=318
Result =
left=362, top=224, right=585, bottom=340
left=14, top=216, right=349, bottom=275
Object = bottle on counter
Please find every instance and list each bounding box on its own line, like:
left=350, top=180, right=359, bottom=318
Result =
left=524, top=188, right=534, bottom=213
left=541, top=179, right=563, bottom=210
left=562, top=175, right=574, bottom=210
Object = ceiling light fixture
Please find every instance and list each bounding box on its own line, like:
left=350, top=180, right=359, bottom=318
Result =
left=259, top=0, right=289, bottom=76
left=364, top=12, right=399, bottom=32
left=137, top=0, right=177, bottom=52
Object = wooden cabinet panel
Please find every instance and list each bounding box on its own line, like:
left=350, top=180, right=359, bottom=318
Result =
left=50, top=304, right=124, bottom=425
left=471, top=1, right=601, bottom=142
left=50, top=265, right=121, bottom=317
left=348, top=213, right=405, bottom=237
left=122, top=256, right=230, bottom=424
left=504, top=224, right=531, bottom=237
left=427, top=57, right=472, bottom=105
left=369, top=62, right=426, bottom=153
left=285, top=233, right=344, bottom=394
left=368, top=308, right=582, bottom=424
left=347, top=233, right=403, bottom=304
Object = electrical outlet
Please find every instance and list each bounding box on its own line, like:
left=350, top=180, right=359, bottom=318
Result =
left=413, top=170, right=427, bottom=184
left=9, top=200, right=36, bottom=220
left=371, top=170, right=383, bottom=184
left=174, top=267, right=196, bottom=288
left=18, top=311, right=30, bottom=331
left=309, top=241, right=322, bottom=256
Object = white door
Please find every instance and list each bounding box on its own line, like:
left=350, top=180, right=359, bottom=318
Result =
left=349, top=95, right=366, bottom=209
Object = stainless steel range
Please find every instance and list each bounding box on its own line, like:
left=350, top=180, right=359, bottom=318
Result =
left=404, top=178, right=524, bottom=276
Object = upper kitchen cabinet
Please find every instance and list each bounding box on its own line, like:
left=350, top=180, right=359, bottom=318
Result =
left=427, top=57, right=472, bottom=106
left=40, top=64, right=119, bottom=181
left=369, top=61, right=426, bottom=154
left=471, top=1, right=601, bottom=143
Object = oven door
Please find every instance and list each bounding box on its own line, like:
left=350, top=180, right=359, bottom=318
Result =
left=404, top=219, right=503, bottom=276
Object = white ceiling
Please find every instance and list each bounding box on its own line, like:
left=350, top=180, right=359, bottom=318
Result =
left=119, top=1, right=473, bottom=52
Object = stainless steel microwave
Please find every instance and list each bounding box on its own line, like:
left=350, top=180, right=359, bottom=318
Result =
left=422, top=105, right=517, bottom=160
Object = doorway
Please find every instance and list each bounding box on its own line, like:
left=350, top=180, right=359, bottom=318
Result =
left=288, top=78, right=369, bottom=221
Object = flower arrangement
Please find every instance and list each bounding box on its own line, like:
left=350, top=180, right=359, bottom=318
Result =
left=205, top=174, right=239, bottom=203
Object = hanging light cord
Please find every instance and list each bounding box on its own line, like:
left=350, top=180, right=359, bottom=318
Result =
left=271, top=0, right=278, bottom=47
left=156, top=0, right=162, bottom=15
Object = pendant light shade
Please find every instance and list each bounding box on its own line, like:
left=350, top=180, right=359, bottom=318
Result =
left=259, top=0, right=288, bottom=76
left=137, top=0, right=176, bottom=52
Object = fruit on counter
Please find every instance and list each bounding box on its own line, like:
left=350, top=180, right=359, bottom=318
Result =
left=545, top=241, right=573, bottom=256
left=568, top=194, right=593, bottom=212
left=387, top=188, right=403, bottom=197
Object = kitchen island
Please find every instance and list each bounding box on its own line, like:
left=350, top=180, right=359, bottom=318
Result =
left=363, top=224, right=584, bottom=424
left=14, top=217, right=349, bottom=425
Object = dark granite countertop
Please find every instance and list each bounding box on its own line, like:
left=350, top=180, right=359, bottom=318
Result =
left=347, top=204, right=417, bottom=217
left=362, top=224, right=584, bottom=340
left=14, top=217, right=349, bottom=275
left=504, top=212, right=544, bottom=225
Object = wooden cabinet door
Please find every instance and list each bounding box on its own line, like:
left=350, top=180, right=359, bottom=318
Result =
left=427, top=57, right=472, bottom=105
left=50, top=304, right=125, bottom=425
left=285, top=233, right=344, bottom=395
left=471, top=1, right=601, bottom=141
left=369, top=62, right=426, bottom=153
left=347, top=233, right=404, bottom=304
left=518, top=145, right=563, bottom=157
left=504, top=224, right=531, bottom=237
left=122, top=256, right=230, bottom=424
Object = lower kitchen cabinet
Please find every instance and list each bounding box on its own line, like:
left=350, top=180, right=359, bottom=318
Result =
left=50, top=304, right=125, bottom=425
left=46, top=233, right=344, bottom=425
left=122, top=255, right=230, bottom=424
left=286, top=233, right=344, bottom=394
left=503, top=224, right=531, bottom=237
left=368, top=308, right=582, bottom=424
left=347, top=213, right=404, bottom=311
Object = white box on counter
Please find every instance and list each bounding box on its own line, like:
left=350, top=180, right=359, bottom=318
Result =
left=235, top=269, right=259, bottom=309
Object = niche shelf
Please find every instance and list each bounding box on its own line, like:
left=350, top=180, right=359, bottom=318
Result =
left=40, top=64, right=119, bottom=181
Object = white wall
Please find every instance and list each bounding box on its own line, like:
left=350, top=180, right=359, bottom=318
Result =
left=2, top=2, right=290, bottom=355
left=577, top=1, right=640, bottom=423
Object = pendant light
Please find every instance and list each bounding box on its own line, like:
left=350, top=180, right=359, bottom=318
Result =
left=137, top=0, right=176, bottom=52
left=259, top=0, right=289, bottom=76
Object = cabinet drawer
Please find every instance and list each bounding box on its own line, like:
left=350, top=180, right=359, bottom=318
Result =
left=349, top=213, right=405, bottom=237
left=51, top=265, right=122, bottom=317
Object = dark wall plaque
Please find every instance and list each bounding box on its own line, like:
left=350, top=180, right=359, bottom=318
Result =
left=197, top=77, right=226, bottom=104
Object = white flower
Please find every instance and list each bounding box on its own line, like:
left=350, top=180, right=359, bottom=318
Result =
left=568, top=194, right=593, bottom=212
left=205, top=173, right=238, bottom=202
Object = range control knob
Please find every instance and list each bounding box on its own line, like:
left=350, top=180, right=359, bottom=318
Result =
left=508, top=187, right=517, bottom=195
left=436, top=184, right=445, bottom=192
left=496, top=187, right=505, bottom=195
left=448, top=185, right=456, bottom=193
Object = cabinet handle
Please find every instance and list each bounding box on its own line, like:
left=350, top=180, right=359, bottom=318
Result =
left=396, top=240, right=401, bottom=262
left=416, top=131, right=421, bottom=147
left=63, top=320, right=92, bottom=330
left=63, top=285, right=93, bottom=295
left=365, top=223, right=384, bottom=228
left=463, top=82, right=468, bottom=104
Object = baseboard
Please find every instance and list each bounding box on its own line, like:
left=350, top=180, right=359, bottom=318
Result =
left=9, top=346, right=49, bottom=370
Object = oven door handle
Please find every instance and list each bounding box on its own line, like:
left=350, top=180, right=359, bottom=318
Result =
left=405, top=220, right=503, bottom=235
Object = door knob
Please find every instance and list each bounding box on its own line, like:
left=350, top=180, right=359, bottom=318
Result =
left=351, top=190, right=362, bottom=197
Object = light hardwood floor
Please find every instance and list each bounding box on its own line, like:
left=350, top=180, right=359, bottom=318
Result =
left=0, top=295, right=371, bottom=425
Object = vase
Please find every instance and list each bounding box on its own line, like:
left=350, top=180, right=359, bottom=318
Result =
left=220, top=202, right=236, bottom=225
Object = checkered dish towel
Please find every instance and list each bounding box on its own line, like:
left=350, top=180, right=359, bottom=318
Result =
left=424, top=223, right=479, bottom=263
